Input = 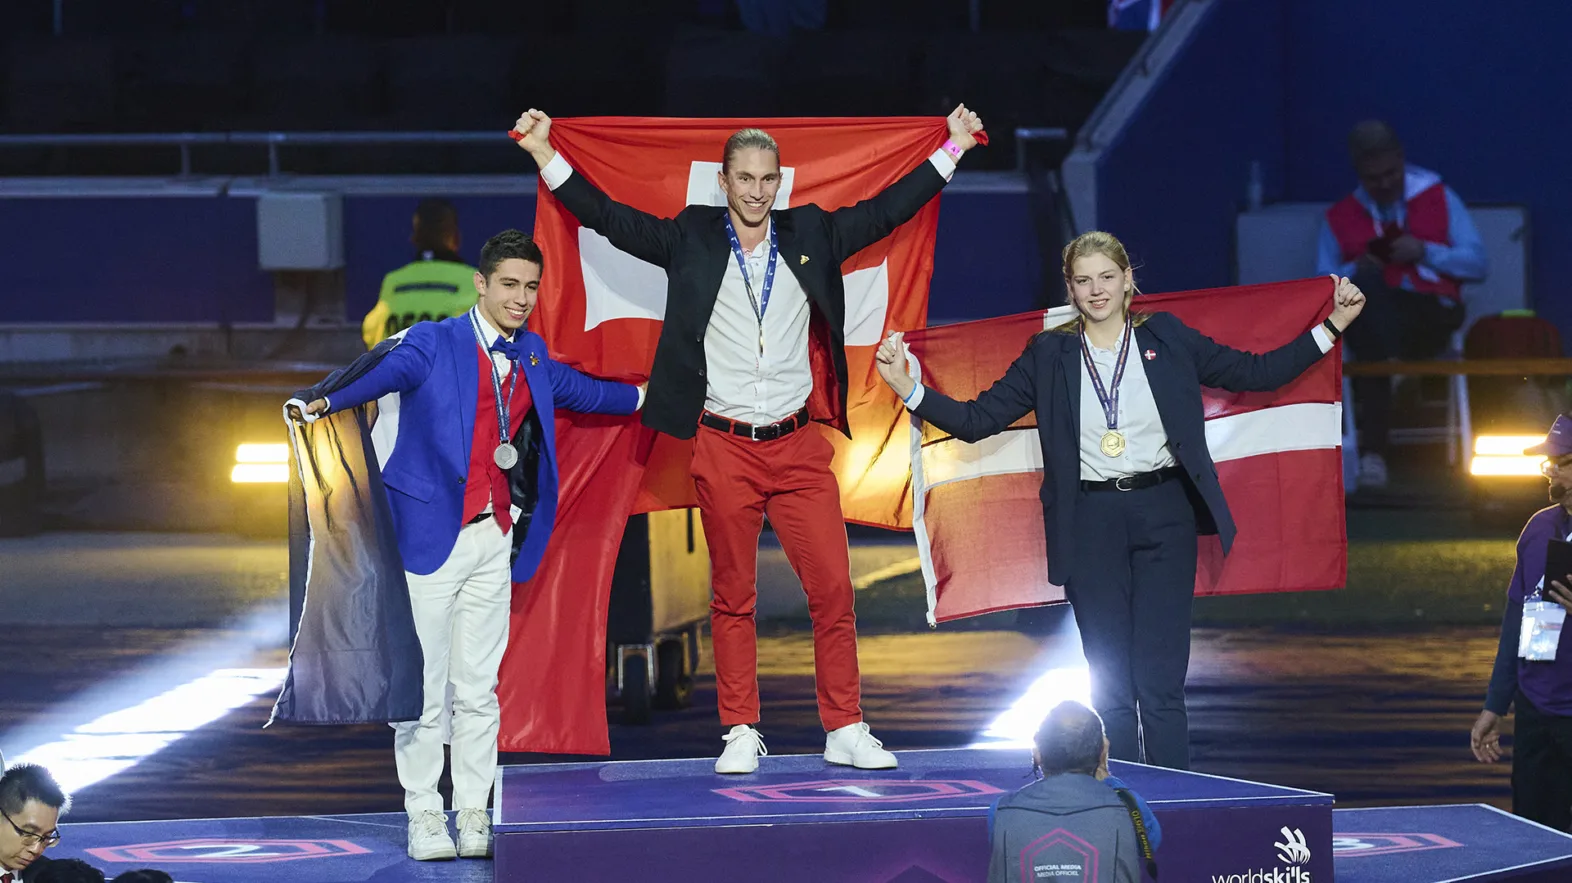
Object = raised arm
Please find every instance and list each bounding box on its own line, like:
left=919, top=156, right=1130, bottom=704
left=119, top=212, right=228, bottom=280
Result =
left=1175, top=276, right=1366, bottom=392
left=875, top=331, right=1039, bottom=444
left=826, top=105, right=984, bottom=263
left=513, top=109, right=679, bottom=268
left=287, top=325, right=438, bottom=421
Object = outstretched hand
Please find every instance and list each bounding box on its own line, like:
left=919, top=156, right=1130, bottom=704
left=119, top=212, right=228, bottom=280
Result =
left=875, top=332, right=917, bottom=401
left=945, top=104, right=985, bottom=152
left=1327, top=274, right=1366, bottom=332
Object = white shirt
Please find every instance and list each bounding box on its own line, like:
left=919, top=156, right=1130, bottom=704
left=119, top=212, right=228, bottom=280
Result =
left=701, top=219, right=814, bottom=423
left=469, top=306, right=517, bottom=380
left=1078, top=336, right=1174, bottom=480
left=540, top=147, right=958, bottom=426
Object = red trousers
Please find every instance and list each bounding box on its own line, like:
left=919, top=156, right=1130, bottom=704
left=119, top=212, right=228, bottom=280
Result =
left=690, top=423, right=862, bottom=731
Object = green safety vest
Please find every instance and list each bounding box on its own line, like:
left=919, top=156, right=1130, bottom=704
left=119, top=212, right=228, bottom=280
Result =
left=362, top=257, right=478, bottom=348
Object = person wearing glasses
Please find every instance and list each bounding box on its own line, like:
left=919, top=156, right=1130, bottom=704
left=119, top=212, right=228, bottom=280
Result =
left=1473, top=414, right=1572, bottom=831
left=0, top=763, right=67, bottom=882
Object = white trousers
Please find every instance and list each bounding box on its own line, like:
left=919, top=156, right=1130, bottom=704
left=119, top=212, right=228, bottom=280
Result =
left=392, top=518, right=511, bottom=814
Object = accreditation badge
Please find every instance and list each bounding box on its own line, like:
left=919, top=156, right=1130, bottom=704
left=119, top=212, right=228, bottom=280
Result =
left=1520, top=600, right=1567, bottom=662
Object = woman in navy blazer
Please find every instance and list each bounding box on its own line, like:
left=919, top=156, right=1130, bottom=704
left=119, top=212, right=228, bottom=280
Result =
left=877, top=231, right=1365, bottom=769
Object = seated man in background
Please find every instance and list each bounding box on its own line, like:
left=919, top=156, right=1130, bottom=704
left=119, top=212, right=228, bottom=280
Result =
left=361, top=198, right=479, bottom=349
left=1317, top=119, right=1488, bottom=489
left=987, top=701, right=1160, bottom=883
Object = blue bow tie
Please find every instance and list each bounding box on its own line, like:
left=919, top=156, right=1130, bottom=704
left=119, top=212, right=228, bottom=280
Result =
left=489, top=336, right=525, bottom=363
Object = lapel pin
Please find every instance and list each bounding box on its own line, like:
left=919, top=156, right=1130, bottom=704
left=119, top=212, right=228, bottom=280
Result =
left=799, top=255, right=810, bottom=265
left=530, top=354, right=540, bottom=366
left=1143, top=349, right=1156, bottom=361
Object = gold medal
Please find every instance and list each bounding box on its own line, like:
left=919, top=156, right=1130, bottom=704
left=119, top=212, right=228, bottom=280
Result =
left=1100, top=429, right=1126, bottom=458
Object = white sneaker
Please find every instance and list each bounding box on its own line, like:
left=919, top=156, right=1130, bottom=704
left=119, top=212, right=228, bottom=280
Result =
left=456, top=808, right=493, bottom=859
left=715, top=724, right=767, bottom=774
left=825, top=722, right=898, bottom=769
left=406, top=810, right=457, bottom=861
left=1359, top=452, right=1389, bottom=489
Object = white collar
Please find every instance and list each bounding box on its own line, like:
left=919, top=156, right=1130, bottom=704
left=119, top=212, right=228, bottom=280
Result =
left=470, top=306, right=514, bottom=344
left=733, top=216, right=773, bottom=254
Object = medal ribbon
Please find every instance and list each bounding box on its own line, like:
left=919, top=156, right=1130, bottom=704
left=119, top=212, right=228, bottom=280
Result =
left=723, top=213, right=779, bottom=354
left=1081, top=319, right=1132, bottom=434
left=469, top=308, right=518, bottom=447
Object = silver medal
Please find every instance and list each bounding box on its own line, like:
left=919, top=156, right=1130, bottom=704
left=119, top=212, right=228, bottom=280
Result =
left=493, top=442, right=519, bottom=470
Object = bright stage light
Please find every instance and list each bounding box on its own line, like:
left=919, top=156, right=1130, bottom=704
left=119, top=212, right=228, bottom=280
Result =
left=1, top=604, right=288, bottom=795
left=231, top=442, right=289, bottom=483
left=972, top=664, right=1092, bottom=750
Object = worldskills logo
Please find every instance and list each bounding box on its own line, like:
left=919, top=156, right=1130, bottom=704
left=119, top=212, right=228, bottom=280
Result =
left=1209, top=827, right=1313, bottom=883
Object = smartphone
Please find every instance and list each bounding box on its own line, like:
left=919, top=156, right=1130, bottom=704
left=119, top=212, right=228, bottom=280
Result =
left=1546, top=539, right=1572, bottom=594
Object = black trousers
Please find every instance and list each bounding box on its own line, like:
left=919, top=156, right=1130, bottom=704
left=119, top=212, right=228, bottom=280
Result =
left=1342, top=268, right=1465, bottom=457
left=1513, top=693, right=1572, bottom=832
left=1065, top=476, right=1198, bottom=770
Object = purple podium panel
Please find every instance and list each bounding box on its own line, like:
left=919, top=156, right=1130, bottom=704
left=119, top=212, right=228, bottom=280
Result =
left=1333, top=804, right=1572, bottom=883
left=494, top=747, right=1333, bottom=882
left=38, top=813, right=491, bottom=883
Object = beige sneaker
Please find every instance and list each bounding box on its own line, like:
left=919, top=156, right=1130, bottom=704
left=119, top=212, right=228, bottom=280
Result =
left=456, top=808, right=493, bottom=859
left=406, top=810, right=456, bottom=861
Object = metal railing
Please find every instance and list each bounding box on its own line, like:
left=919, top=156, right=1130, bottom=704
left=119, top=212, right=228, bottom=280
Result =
left=0, top=126, right=1070, bottom=177
left=0, top=130, right=509, bottom=177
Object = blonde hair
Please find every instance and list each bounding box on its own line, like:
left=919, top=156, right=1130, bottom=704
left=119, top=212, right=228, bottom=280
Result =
left=722, top=128, right=779, bottom=172
left=1054, top=230, right=1148, bottom=333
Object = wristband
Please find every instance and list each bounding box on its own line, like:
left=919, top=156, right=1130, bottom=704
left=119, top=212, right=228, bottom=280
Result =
left=1322, top=318, right=1343, bottom=340
left=941, top=139, right=964, bottom=162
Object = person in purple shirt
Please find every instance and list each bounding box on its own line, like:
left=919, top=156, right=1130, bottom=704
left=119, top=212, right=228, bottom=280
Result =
left=1473, top=413, right=1572, bottom=831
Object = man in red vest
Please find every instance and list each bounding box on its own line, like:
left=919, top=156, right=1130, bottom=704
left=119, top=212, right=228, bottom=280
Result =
left=1316, top=120, right=1488, bottom=489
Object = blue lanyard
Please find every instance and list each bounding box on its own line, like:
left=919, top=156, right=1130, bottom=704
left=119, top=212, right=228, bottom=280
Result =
left=1080, top=320, right=1133, bottom=431
left=468, top=309, right=517, bottom=444
left=723, top=214, right=778, bottom=354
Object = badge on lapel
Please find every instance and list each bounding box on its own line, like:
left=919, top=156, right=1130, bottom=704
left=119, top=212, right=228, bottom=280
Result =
left=799, top=255, right=809, bottom=265
left=530, top=354, right=540, bottom=366
left=1143, top=349, right=1156, bottom=361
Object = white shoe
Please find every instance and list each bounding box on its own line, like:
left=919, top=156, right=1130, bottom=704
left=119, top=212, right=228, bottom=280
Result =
left=824, top=722, right=898, bottom=769
left=456, top=808, right=493, bottom=859
left=1359, top=452, right=1389, bottom=489
left=715, top=724, right=767, bottom=774
left=406, top=810, right=457, bottom=861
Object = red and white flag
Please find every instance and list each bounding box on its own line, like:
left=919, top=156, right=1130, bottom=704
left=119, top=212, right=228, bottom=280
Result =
left=902, top=279, right=1347, bottom=625
left=498, top=116, right=954, bottom=754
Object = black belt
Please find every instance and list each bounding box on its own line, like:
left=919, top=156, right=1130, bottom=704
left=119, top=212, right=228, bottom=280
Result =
left=466, top=511, right=493, bottom=525
left=1081, top=466, right=1182, bottom=493
left=699, top=408, right=810, bottom=442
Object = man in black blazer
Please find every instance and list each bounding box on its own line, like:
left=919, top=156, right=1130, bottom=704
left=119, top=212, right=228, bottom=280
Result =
left=513, top=106, right=984, bottom=773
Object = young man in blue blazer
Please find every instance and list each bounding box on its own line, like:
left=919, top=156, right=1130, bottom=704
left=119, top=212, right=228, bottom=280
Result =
left=288, top=230, right=643, bottom=862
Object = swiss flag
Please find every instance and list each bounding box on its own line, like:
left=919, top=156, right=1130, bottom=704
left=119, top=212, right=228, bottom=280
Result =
left=498, top=117, right=956, bottom=753
left=902, top=279, right=1347, bottom=625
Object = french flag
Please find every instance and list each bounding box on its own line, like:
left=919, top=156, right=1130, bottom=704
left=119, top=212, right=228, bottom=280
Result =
left=903, top=279, right=1348, bottom=625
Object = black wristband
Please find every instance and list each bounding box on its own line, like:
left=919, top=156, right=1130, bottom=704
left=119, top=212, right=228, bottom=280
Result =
left=1322, top=317, right=1343, bottom=340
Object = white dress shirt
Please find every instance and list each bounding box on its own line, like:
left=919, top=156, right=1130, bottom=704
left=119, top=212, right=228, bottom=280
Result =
left=1078, top=335, right=1175, bottom=480
left=539, top=147, right=958, bottom=426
